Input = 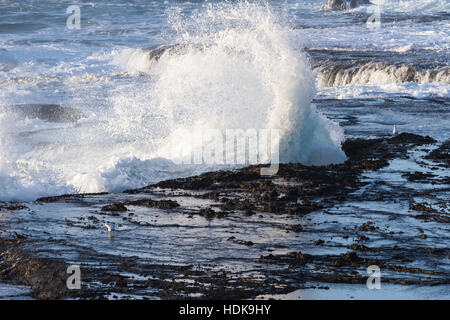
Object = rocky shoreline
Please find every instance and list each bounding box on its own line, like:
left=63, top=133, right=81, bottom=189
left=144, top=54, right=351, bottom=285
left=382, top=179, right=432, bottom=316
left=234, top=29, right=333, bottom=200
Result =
left=0, top=133, right=449, bottom=299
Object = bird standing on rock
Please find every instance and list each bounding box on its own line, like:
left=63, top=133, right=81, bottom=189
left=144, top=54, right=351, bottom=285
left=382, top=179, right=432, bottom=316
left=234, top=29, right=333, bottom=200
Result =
left=393, top=124, right=398, bottom=135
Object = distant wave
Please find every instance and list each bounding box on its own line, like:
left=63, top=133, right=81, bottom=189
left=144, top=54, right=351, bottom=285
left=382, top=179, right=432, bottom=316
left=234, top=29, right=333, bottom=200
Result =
left=0, top=23, right=46, bottom=34
left=315, top=62, right=449, bottom=87
left=119, top=43, right=450, bottom=89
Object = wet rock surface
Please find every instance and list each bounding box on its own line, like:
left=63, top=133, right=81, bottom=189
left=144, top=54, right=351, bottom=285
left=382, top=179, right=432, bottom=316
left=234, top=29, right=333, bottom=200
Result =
left=322, top=0, right=372, bottom=11
left=0, top=133, right=448, bottom=299
left=426, top=140, right=450, bottom=168
left=0, top=240, right=71, bottom=299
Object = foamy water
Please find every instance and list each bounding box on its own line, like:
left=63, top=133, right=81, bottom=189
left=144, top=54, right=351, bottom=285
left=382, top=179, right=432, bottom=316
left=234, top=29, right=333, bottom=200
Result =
left=0, top=1, right=347, bottom=201
left=0, top=0, right=448, bottom=201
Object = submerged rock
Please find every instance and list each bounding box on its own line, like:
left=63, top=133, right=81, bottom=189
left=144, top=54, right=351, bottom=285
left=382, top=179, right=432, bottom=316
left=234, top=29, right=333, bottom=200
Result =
left=6, top=104, right=85, bottom=123
left=0, top=241, right=71, bottom=299
left=323, top=0, right=372, bottom=10
left=101, top=203, right=128, bottom=212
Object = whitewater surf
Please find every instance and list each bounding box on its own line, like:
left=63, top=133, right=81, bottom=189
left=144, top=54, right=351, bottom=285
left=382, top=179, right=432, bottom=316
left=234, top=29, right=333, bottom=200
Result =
left=0, top=2, right=345, bottom=201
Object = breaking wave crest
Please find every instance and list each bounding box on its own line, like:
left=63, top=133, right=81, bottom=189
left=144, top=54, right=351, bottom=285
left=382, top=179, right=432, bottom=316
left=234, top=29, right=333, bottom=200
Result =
left=315, top=62, right=450, bottom=87
left=0, top=2, right=346, bottom=201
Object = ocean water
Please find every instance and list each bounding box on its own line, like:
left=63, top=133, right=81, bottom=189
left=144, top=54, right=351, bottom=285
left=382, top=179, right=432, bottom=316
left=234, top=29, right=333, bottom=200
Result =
left=0, top=0, right=449, bottom=201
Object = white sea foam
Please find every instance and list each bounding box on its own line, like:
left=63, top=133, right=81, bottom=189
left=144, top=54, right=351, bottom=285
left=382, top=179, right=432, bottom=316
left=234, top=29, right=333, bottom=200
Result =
left=317, top=82, right=450, bottom=100
left=0, top=2, right=346, bottom=201
left=298, top=19, right=450, bottom=53
left=354, top=0, right=450, bottom=14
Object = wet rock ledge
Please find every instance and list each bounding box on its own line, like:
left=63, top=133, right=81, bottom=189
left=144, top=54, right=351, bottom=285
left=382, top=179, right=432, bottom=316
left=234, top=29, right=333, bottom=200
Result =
left=0, top=133, right=449, bottom=299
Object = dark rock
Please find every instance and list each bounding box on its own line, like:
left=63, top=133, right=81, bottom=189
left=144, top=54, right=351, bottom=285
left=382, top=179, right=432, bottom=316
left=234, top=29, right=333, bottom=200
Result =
left=36, top=192, right=108, bottom=203
left=425, top=140, right=450, bottom=168
left=198, top=207, right=226, bottom=219
left=0, top=241, right=71, bottom=299
left=358, top=222, right=377, bottom=232
left=0, top=202, right=27, bottom=211
left=288, top=224, right=304, bottom=232
left=125, top=199, right=180, bottom=209
left=342, top=133, right=436, bottom=164
left=323, top=0, right=372, bottom=10
left=323, top=0, right=346, bottom=10
left=314, top=239, right=325, bottom=246
left=7, top=104, right=85, bottom=123
left=348, top=244, right=378, bottom=252
left=356, top=235, right=370, bottom=241
left=101, top=203, right=128, bottom=212
left=403, top=171, right=437, bottom=182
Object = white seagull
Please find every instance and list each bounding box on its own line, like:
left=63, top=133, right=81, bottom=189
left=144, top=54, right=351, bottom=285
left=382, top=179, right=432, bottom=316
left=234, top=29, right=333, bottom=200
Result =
left=392, top=124, right=398, bottom=135
left=104, top=223, right=113, bottom=232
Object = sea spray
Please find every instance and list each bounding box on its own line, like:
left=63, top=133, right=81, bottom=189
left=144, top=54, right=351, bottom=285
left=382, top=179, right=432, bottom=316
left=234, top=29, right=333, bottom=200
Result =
left=0, top=1, right=346, bottom=201
left=147, top=1, right=346, bottom=165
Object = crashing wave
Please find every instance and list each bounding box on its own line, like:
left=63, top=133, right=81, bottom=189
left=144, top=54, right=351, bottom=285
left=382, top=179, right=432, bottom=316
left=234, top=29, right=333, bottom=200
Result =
left=0, top=2, right=347, bottom=201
